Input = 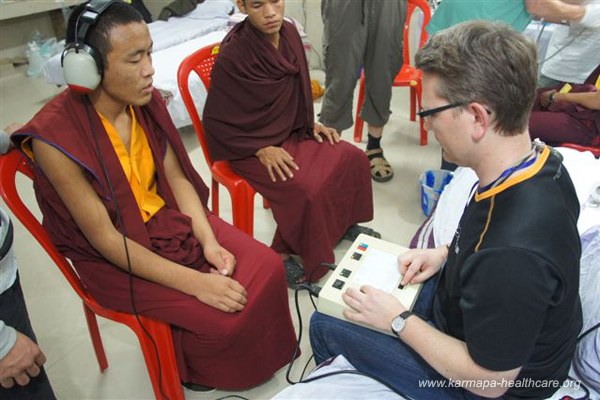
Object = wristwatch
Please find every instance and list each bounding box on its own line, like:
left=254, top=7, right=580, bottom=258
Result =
left=546, top=91, right=557, bottom=108
left=391, top=311, right=413, bottom=336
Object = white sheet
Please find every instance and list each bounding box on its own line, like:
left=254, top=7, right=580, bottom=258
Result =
left=272, top=354, right=590, bottom=400
left=148, top=0, right=233, bottom=52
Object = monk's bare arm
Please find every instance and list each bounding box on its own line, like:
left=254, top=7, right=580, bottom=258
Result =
left=32, top=139, right=246, bottom=312
left=554, top=90, right=600, bottom=110
left=540, top=89, right=600, bottom=110
left=162, top=144, right=219, bottom=248
left=162, top=143, right=242, bottom=281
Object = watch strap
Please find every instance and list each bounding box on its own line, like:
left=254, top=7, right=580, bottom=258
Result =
left=399, top=310, right=413, bottom=320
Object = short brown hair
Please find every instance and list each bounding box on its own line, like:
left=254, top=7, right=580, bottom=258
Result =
left=415, top=21, right=538, bottom=136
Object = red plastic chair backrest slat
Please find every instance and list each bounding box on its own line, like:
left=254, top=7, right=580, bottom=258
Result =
left=559, top=143, right=600, bottom=158
left=177, top=43, right=220, bottom=168
left=403, top=0, right=432, bottom=65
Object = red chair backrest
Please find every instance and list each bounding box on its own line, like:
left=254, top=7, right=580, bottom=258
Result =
left=403, top=0, right=432, bottom=64
left=177, top=43, right=220, bottom=168
left=559, top=143, right=600, bottom=158
left=0, top=150, right=95, bottom=303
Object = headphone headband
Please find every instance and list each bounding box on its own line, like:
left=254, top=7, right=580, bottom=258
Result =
left=76, top=0, right=118, bottom=44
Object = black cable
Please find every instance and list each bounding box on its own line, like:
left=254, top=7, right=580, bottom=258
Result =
left=538, top=26, right=587, bottom=67
left=286, top=261, right=413, bottom=399
left=213, top=396, right=249, bottom=400
left=534, top=21, right=546, bottom=46
left=285, top=285, right=310, bottom=385
left=85, top=99, right=169, bottom=400
left=564, top=321, right=600, bottom=399
left=300, top=354, right=315, bottom=381
left=307, top=285, right=318, bottom=309
left=577, top=321, right=600, bottom=343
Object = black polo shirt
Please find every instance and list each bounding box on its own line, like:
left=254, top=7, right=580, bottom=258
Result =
left=433, top=146, right=583, bottom=399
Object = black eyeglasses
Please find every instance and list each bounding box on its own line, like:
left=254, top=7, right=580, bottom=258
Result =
left=417, top=102, right=465, bottom=119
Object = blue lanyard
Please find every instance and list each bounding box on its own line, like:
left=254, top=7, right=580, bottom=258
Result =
left=477, top=150, right=538, bottom=194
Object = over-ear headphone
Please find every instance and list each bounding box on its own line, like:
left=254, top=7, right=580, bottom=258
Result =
left=61, top=0, right=119, bottom=93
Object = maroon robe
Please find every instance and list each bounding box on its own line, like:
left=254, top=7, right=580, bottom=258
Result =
left=13, top=89, right=297, bottom=389
left=203, top=20, right=374, bottom=281
left=530, top=64, right=600, bottom=146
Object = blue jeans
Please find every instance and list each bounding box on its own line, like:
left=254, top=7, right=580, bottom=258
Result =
left=310, top=275, right=487, bottom=399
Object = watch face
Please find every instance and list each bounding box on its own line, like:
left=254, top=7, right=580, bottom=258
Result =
left=391, top=315, right=405, bottom=335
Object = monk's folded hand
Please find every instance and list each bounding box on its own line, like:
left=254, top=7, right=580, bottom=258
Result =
left=194, top=273, right=248, bottom=313
left=203, top=241, right=237, bottom=277
left=313, top=122, right=340, bottom=145
left=256, top=146, right=299, bottom=182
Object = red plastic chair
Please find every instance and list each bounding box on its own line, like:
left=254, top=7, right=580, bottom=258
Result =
left=0, top=150, right=184, bottom=400
left=559, top=143, right=600, bottom=158
left=178, top=43, right=267, bottom=236
left=353, top=0, right=432, bottom=145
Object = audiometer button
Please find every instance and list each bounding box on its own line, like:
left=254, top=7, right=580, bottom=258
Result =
left=332, top=279, right=345, bottom=290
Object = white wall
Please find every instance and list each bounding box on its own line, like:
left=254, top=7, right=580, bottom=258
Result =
left=284, top=0, right=324, bottom=70
left=0, top=12, right=60, bottom=60
left=0, top=0, right=172, bottom=61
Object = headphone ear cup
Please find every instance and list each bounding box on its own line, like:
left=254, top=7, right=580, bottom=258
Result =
left=61, top=43, right=103, bottom=93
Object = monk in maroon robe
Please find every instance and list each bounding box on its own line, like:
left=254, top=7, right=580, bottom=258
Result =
left=530, top=63, right=600, bottom=147
left=13, top=2, right=296, bottom=390
left=203, top=0, right=376, bottom=283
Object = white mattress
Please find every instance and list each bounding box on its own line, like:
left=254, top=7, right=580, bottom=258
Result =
left=147, top=0, right=233, bottom=52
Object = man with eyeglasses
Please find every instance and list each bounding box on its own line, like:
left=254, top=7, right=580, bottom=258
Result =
left=310, top=21, right=582, bottom=399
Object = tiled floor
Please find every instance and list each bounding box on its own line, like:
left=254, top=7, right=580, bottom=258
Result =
left=0, top=66, right=441, bottom=399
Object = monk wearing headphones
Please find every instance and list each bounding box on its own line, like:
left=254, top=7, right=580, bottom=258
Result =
left=12, top=0, right=296, bottom=391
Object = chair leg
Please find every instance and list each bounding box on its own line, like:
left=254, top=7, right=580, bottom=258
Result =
left=353, top=75, right=366, bottom=143
left=133, top=319, right=184, bottom=400
left=231, top=183, right=256, bottom=236
left=211, top=179, right=219, bottom=216
left=416, top=84, right=427, bottom=146
left=409, top=86, right=416, bottom=122
left=82, top=303, right=108, bottom=373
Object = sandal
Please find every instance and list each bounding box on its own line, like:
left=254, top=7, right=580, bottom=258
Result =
left=283, top=257, right=306, bottom=290
left=343, top=224, right=381, bottom=242
left=366, top=148, right=394, bottom=182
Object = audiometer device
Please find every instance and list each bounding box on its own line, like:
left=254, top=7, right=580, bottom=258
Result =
left=317, top=234, right=422, bottom=336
